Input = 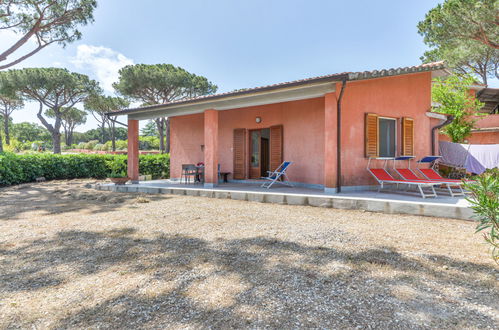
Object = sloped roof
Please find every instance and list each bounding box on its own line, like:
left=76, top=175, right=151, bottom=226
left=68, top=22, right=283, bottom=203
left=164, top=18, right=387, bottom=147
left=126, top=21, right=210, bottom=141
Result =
left=111, top=61, right=446, bottom=117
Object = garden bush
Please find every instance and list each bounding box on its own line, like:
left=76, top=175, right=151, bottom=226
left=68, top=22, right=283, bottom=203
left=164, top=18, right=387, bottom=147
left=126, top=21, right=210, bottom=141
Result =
left=465, top=168, right=499, bottom=264
left=0, top=152, right=170, bottom=186
left=83, top=140, right=99, bottom=150
left=93, top=143, right=104, bottom=151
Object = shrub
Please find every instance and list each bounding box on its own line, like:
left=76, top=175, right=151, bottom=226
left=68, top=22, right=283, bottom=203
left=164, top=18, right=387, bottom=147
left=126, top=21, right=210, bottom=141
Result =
left=93, top=143, right=104, bottom=151
left=101, top=143, right=110, bottom=151
left=83, top=140, right=99, bottom=150
left=464, top=168, right=499, bottom=264
left=0, top=152, right=170, bottom=186
left=115, top=140, right=128, bottom=151
left=140, top=154, right=170, bottom=179
left=139, top=136, right=160, bottom=150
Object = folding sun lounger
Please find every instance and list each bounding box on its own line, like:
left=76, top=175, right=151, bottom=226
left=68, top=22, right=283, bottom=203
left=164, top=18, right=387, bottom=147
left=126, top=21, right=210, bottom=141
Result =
left=261, top=161, right=293, bottom=189
left=416, top=156, right=474, bottom=183
left=392, top=156, right=466, bottom=197
left=418, top=156, right=475, bottom=197
left=367, top=158, right=441, bottom=198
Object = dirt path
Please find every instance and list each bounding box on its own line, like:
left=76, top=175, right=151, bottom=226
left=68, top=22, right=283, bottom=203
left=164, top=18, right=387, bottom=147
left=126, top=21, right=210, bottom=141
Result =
left=0, top=180, right=497, bottom=329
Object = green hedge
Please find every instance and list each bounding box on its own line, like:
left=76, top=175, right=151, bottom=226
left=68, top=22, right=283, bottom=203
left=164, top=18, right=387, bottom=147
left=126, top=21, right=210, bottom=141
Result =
left=0, top=152, right=170, bottom=186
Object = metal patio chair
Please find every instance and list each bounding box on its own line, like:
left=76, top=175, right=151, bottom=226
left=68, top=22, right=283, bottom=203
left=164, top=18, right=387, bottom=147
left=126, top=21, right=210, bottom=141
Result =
left=261, top=161, right=293, bottom=189
left=181, top=164, right=197, bottom=184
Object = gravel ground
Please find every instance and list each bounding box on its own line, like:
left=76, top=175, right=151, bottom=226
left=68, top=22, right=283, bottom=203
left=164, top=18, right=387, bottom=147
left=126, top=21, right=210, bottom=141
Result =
left=0, top=180, right=497, bottom=329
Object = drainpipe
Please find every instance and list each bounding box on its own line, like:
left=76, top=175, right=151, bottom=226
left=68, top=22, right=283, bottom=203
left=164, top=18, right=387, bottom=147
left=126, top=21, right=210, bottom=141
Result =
left=431, top=115, right=454, bottom=155
left=336, top=77, right=348, bottom=193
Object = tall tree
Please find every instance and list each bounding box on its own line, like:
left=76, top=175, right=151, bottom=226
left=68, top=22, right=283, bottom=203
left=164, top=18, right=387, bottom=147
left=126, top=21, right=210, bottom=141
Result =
left=1, top=67, right=100, bottom=153
left=141, top=120, right=158, bottom=137
left=0, top=0, right=97, bottom=70
left=0, top=89, right=23, bottom=145
left=84, top=94, right=128, bottom=151
left=418, top=0, right=499, bottom=52
left=432, top=74, right=484, bottom=143
left=113, top=64, right=217, bottom=153
left=421, top=42, right=499, bottom=85
left=46, top=106, right=86, bottom=146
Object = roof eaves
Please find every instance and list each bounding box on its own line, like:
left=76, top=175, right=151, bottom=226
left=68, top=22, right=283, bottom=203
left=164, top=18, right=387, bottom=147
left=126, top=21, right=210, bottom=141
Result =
left=107, top=73, right=349, bottom=116
left=108, top=61, right=447, bottom=117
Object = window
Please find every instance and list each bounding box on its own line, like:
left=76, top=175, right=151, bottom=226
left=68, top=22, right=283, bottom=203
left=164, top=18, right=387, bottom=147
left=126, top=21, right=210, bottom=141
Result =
left=366, top=114, right=413, bottom=158
left=378, top=118, right=396, bottom=157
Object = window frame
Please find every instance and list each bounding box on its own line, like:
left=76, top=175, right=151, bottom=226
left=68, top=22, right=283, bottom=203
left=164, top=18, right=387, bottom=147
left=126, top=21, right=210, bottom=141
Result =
left=377, top=116, right=397, bottom=158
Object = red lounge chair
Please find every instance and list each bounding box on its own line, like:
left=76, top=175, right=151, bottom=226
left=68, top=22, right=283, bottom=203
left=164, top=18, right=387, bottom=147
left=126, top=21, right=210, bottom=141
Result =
left=368, top=167, right=440, bottom=198
left=418, top=168, right=474, bottom=183
left=394, top=168, right=465, bottom=197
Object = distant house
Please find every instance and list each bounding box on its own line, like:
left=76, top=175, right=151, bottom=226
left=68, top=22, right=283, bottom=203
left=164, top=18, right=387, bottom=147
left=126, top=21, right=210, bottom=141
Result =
left=437, top=87, right=499, bottom=145
left=468, top=88, right=499, bottom=144
left=114, top=62, right=452, bottom=192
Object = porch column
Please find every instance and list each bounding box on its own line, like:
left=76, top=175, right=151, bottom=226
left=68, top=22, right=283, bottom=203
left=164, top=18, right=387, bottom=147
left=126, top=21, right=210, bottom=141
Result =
left=204, top=109, right=218, bottom=188
left=324, top=92, right=338, bottom=193
left=127, top=118, right=140, bottom=182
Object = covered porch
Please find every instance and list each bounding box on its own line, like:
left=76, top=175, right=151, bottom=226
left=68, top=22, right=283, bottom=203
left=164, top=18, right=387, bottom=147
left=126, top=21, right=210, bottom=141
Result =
left=124, top=76, right=348, bottom=193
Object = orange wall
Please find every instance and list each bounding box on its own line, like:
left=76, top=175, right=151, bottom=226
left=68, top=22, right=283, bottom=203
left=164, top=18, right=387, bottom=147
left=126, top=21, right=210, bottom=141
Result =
left=170, top=113, right=204, bottom=179
left=170, top=72, right=435, bottom=188
left=340, top=72, right=433, bottom=186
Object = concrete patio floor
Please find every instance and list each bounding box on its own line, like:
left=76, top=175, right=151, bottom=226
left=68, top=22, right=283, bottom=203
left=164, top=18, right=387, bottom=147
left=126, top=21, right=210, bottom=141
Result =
left=94, top=180, right=473, bottom=221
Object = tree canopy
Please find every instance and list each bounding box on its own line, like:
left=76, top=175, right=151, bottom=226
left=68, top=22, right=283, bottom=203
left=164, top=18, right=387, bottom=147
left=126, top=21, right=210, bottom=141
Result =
left=0, top=67, right=100, bottom=153
left=11, top=121, right=50, bottom=142
left=113, top=63, right=217, bottom=152
left=418, top=0, right=499, bottom=85
left=421, top=41, right=498, bottom=85
left=84, top=94, right=128, bottom=149
left=113, top=64, right=218, bottom=104
left=0, top=0, right=97, bottom=70
left=418, top=0, right=499, bottom=50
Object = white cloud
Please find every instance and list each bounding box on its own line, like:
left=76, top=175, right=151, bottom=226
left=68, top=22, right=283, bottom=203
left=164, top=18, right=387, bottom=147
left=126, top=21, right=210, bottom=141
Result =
left=70, top=44, right=134, bottom=93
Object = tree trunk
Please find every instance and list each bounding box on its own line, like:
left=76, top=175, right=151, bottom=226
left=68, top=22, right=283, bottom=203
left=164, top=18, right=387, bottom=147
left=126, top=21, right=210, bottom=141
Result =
left=165, top=118, right=170, bottom=153
left=0, top=129, right=3, bottom=153
left=111, top=120, right=116, bottom=152
left=4, top=114, right=10, bottom=145
left=65, top=129, right=73, bottom=147
left=36, top=104, right=61, bottom=154
left=101, top=124, right=106, bottom=144
left=155, top=118, right=165, bottom=153
left=52, top=131, right=62, bottom=154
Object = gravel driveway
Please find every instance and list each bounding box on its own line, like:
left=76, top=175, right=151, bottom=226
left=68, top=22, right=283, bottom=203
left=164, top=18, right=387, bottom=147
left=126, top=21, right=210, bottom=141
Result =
left=0, top=180, right=497, bottom=329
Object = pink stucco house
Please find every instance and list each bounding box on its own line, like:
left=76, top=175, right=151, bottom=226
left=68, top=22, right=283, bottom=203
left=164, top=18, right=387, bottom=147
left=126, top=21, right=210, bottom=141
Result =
left=116, top=62, right=452, bottom=193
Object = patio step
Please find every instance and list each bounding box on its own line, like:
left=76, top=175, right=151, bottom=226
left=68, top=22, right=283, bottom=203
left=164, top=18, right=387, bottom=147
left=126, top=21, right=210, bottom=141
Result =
left=94, top=183, right=474, bottom=221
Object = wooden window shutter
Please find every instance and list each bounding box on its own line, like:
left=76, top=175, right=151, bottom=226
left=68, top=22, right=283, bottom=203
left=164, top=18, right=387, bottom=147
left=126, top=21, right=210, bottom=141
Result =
left=402, top=117, right=414, bottom=156
left=365, top=113, right=379, bottom=157
left=270, top=125, right=283, bottom=171
left=233, top=129, right=246, bottom=179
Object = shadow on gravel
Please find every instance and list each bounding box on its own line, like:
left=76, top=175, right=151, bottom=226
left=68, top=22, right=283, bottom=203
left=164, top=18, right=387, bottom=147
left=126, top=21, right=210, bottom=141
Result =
left=0, top=183, right=167, bottom=220
left=0, top=229, right=497, bottom=328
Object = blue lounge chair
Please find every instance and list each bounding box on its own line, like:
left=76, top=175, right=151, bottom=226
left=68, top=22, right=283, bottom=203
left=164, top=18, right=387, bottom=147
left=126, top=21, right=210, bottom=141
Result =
left=261, top=161, right=293, bottom=188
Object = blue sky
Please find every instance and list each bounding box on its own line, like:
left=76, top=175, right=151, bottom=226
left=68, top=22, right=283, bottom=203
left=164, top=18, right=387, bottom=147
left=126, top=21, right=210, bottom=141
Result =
left=1, top=0, right=496, bottom=131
